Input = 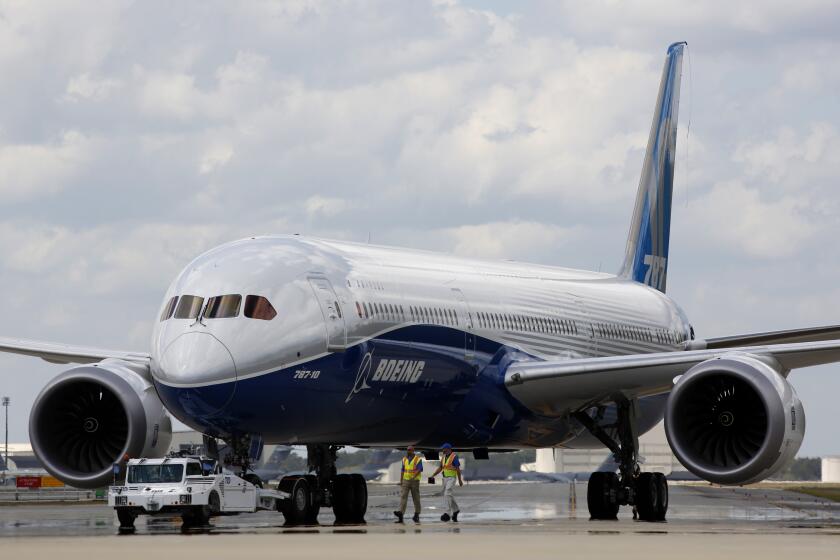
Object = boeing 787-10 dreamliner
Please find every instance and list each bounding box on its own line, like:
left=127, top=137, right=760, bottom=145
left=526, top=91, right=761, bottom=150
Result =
left=3, top=42, right=838, bottom=523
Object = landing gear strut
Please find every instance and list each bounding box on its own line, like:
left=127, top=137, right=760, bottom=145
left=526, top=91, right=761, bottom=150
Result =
left=277, top=444, right=367, bottom=526
left=574, top=398, right=668, bottom=522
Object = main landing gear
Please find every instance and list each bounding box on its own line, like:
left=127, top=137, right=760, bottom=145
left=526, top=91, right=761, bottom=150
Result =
left=573, top=399, right=668, bottom=522
left=277, top=444, right=368, bottom=526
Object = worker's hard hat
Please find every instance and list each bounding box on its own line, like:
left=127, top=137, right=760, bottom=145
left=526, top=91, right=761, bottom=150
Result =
left=441, top=443, right=452, bottom=450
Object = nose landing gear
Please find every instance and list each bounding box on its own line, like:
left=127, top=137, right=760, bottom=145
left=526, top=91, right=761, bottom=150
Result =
left=574, top=398, right=669, bottom=522
left=277, top=444, right=368, bottom=526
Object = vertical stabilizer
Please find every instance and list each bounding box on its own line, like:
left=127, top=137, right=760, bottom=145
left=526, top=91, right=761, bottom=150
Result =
left=618, top=42, right=686, bottom=292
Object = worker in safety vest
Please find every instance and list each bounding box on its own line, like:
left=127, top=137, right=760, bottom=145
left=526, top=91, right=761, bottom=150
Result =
left=393, top=446, right=423, bottom=523
left=430, top=443, right=462, bottom=522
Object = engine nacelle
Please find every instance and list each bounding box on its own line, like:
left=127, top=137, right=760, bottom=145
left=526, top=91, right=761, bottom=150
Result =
left=29, top=360, right=172, bottom=488
left=664, top=354, right=804, bottom=485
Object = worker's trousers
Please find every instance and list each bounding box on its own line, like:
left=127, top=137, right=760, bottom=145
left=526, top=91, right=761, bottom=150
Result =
left=442, top=476, right=459, bottom=514
left=399, top=479, right=421, bottom=514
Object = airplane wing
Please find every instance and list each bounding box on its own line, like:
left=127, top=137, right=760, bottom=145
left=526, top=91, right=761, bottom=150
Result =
left=0, top=335, right=150, bottom=365
left=505, top=339, right=840, bottom=416
left=704, top=324, right=840, bottom=348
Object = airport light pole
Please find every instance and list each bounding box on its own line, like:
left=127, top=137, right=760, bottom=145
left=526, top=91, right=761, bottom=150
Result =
left=2, top=397, right=8, bottom=478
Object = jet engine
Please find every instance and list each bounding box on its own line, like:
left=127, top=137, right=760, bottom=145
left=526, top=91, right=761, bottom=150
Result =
left=664, top=355, right=804, bottom=485
left=29, top=360, right=172, bottom=488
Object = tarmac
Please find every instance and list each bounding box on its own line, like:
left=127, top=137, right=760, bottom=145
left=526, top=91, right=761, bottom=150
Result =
left=1, top=481, right=839, bottom=559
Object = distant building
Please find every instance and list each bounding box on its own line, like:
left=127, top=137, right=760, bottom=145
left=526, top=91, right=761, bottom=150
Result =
left=524, top=421, right=689, bottom=476
left=1, top=443, right=48, bottom=484
left=822, top=456, right=840, bottom=483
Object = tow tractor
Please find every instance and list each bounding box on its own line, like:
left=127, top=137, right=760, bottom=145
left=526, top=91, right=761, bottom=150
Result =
left=107, top=456, right=289, bottom=530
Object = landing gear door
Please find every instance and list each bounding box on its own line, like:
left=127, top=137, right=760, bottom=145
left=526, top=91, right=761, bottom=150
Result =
left=308, top=277, right=347, bottom=352
left=451, top=288, right=476, bottom=360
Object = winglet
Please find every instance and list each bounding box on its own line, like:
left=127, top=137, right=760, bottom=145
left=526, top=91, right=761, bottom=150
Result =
left=618, top=42, right=686, bottom=292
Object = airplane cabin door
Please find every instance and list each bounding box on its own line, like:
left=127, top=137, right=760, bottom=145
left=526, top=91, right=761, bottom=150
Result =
left=569, top=294, right=596, bottom=357
left=308, top=277, right=347, bottom=351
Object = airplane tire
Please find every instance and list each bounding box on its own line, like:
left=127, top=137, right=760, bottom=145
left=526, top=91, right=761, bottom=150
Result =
left=208, top=491, right=221, bottom=515
left=184, top=504, right=211, bottom=527
left=279, top=476, right=310, bottom=525
left=304, top=475, right=320, bottom=524
left=653, top=473, right=668, bottom=521
left=331, top=474, right=355, bottom=524
left=116, top=508, right=136, bottom=530
left=244, top=473, right=263, bottom=488
left=587, top=472, right=619, bottom=520
left=635, top=473, right=667, bottom=521
left=350, top=473, right=367, bottom=523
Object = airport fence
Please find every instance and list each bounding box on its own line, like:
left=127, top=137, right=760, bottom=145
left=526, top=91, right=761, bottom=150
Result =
left=0, top=487, right=105, bottom=503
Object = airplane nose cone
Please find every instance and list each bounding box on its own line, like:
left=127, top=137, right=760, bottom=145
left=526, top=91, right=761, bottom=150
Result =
left=158, top=332, right=237, bottom=414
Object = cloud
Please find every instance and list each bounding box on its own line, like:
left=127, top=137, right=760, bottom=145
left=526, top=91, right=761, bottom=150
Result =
left=0, top=221, right=234, bottom=295
left=62, top=73, right=122, bottom=102
left=305, top=195, right=352, bottom=218
left=734, top=123, right=840, bottom=184
left=444, top=221, right=580, bottom=260
left=199, top=143, right=234, bottom=174
left=684, top=181, right=817, bottom=258
left=0, top=131, right=95, bottom=201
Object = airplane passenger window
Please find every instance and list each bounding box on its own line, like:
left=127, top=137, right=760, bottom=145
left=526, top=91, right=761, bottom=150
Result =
left=244, top=295, right=276, bottom=320
left=205, top=294, right=242, bottom=319
left=355, top=302, right=364, bottom=319
left=160, top=296, right=178, bottom=321
left=174, top=295, right=204, bottom=319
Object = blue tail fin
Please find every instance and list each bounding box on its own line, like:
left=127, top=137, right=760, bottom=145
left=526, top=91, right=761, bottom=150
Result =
left=618, top=42, right=686, bottom=292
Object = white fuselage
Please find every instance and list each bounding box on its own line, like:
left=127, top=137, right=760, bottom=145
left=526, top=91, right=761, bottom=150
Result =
left=149, top=235, right=692, bottom=448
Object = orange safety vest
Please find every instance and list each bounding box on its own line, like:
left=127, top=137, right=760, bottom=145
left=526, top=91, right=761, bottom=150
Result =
left=402, top=455, right=422, bottom=480
left=441, top=453, right=458, bottom=477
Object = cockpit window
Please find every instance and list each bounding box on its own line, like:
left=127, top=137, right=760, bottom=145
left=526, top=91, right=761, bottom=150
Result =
left=244, top=295, right=277, bottom=320
left=204, top=294, right=242, bottom=319
left=159, top=296, right=178, bottom=321
left=174, top=295, right=204, bottom=319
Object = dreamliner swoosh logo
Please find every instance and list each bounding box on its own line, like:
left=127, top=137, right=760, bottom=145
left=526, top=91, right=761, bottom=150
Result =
left=346, top=352, right=373, bottom=403
left=345, top=353, right=426, bottom=403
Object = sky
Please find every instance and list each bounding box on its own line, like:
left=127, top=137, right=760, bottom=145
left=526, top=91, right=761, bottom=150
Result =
left=0, top=0, right=839, bottom=456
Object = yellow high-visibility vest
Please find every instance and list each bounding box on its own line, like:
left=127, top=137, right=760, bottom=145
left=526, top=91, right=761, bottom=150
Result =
left=402, top=456, right=422, bottom=480
left=441, top=453, right=458, bottom=477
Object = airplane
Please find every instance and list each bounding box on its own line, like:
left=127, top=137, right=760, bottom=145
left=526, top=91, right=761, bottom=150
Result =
left=3, top=41, right=840, bottom=523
